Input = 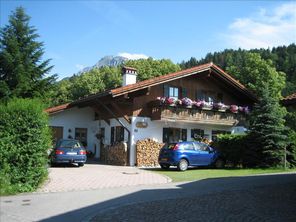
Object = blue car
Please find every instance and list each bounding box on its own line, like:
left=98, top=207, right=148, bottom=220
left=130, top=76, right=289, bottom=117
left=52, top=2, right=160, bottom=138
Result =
left=158, top=141, right=224, bottom=171
left=50, top=139, right=87, bottom=167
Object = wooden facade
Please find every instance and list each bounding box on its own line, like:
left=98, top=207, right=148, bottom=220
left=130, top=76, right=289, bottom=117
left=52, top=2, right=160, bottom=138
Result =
left=150, top=105, right=246, bottom=126
left=89, top=72, right=253, bottom=126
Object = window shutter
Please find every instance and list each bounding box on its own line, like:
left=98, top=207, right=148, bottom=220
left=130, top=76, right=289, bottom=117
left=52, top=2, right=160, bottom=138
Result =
left=181, top=88, right=187, bottom=98
left=111, top=127, right=115, bottom=144
left=163, top=84, right=169, bottom=97
left=120, top=127, right=124, bottom=142
left=181, top=129, right=187, bottom=141
left=163, top=128, right=169, bottom=143
left=217, top=93, right=223, bottom=103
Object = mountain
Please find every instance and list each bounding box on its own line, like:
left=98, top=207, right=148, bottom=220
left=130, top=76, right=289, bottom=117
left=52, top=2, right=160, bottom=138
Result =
left=79, top=56, right=128, bottom=74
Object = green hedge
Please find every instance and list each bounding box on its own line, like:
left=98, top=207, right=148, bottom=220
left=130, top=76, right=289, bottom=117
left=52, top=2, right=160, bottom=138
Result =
left=0, top=99, right=51, bottom=195
left=212, top=134, right=249, bottom=167
left=286, top=130, right=296, bottom=168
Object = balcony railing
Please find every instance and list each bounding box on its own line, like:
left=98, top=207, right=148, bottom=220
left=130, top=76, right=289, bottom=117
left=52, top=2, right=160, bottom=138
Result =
left=149, top=101, right=246, bottom=126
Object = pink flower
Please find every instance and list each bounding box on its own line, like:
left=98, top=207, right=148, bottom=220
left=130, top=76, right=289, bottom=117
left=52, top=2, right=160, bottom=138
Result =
left=230, top=105, right=238, bottom=113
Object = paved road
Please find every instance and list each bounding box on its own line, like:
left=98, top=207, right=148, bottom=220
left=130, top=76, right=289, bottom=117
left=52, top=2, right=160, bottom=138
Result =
left=38, top=164, right=170, bottom=193
left=1, top=172, right=295, bottom=222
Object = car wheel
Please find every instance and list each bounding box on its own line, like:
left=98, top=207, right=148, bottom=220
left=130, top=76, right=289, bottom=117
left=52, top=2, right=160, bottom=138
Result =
left=78, top=163, right=84, bottom=167
left=177, top=159, right=188, bottom=171
left=215, top=159, right=225, bottom=169
left=160, top=164, right=170, bottom=170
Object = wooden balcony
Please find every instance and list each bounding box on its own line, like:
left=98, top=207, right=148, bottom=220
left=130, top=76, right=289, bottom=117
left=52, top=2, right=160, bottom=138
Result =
left=149, top=103, right=246, bottom=126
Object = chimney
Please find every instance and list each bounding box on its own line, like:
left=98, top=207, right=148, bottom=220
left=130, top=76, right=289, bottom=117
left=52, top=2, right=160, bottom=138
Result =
left=122, top=66, right=137, bottom=86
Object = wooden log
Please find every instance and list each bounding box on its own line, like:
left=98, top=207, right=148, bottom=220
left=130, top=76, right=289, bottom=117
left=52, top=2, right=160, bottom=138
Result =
left=136, top=139, right=164, bottom=167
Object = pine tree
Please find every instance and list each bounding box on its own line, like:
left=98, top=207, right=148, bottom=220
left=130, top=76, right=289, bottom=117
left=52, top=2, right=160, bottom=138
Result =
left=0, top=7, right=56, bottom=101
left=248, top=84, right=287, bottom=167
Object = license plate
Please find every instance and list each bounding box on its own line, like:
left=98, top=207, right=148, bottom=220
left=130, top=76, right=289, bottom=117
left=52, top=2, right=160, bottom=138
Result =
left=161, top=158, right=168, bottom=161
left=67, top=152, right=77, bottom=155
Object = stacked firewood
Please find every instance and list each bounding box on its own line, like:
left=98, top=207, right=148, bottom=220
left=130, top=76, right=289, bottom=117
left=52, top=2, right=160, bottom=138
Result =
left=104, top=142, right=128, bottom=166
left=136, top=139, right=165, bottom=167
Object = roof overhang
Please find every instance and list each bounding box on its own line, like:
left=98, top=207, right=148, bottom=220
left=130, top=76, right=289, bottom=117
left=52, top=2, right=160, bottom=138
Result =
left=46, top=63, right=257, bottom=115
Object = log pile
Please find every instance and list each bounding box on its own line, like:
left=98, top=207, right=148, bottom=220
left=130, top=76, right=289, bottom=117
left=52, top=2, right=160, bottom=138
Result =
left=136, top=139, right=165, bottom=167
left=103, top=142, right=128, bottom=166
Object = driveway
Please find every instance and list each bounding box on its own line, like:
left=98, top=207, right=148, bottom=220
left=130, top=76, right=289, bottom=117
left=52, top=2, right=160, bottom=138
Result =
left=37, top=163, right=171, bottom=193
left=1, top=173, right=295, bottom=222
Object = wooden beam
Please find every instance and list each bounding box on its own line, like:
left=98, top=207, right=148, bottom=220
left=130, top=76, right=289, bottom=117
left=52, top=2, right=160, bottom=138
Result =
left=126, top=87, right=151, bottom=99
left=91, top=106, right=110, bottom=125
left=110, top=102, right=131, bottom=124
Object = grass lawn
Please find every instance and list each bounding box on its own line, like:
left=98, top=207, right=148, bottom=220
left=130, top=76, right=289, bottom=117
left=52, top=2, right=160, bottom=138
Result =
left=149, top=168, right=296, bottom=182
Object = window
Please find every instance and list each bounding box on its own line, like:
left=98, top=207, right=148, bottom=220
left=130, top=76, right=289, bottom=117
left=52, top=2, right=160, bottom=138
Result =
left=163, top=128, right=187, bottom=143
left=111, top=126, right=125, bottom=144
left=57, top=140, right=83, bottom=148
left=181, top=142, right=195, bottom=150
left=196, top=90, right=223, bottom=103
left=194, top=142, right=210, bottom=152
left=75, top=128, right=87, bottom=147
left=191, top=129, right=204, bottom=140
left=115, top=126, right=124, bottom=142
left=164, top=84, right=179, bottom=98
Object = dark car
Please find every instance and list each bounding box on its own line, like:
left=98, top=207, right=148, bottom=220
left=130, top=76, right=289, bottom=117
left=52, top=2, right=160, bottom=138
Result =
left=50, top=139, right=87, bottom=167
left=158, top=141, right=224, bottom=171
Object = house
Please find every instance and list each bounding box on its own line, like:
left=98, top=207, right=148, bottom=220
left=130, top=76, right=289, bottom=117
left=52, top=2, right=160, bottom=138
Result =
left=46, top=63, right=256, bottom=166
left=282, top=92, right=296, bottom=111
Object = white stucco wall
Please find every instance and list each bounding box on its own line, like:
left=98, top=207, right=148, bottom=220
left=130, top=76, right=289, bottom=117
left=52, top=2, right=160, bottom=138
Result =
left=129, top=117, right=232, bottom=166
left=49, top=107, right=102, bottom=158
left=49, top=107, right=234, bottom=166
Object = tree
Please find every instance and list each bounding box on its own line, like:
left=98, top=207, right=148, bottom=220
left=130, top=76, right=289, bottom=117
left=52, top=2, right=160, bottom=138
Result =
left=226, top=53, right=286, bottom=99
left=247, top=84, right=287, bottom=167
left=0, top=7, right=56, bottom=101
left=179, top=44, right=296, bottom=97
left=125, top=57, right=180, bottom=81
left=51, top=58, right=180, bottom=105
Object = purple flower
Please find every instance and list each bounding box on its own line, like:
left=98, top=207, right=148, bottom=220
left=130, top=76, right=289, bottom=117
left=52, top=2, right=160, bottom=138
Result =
left=213, top=102, right=224, bottom=110
left=193, top=100, right=204, bottom=108
left=181, top=97, right=193, bottom=106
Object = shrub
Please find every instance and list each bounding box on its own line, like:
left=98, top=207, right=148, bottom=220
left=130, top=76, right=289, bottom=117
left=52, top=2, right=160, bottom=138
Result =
left=286, top=130, right=296, bottom=168
left=212, top=134, right=248, bottom=167
left=0, top=99, right=51, bottom=194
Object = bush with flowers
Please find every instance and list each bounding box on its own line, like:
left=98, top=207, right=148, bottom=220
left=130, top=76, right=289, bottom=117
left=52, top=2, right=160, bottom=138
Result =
left=181, top=97, right=193, bottom=107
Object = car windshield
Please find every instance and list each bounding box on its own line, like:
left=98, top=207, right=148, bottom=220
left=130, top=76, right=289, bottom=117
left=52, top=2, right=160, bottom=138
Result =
left=57, top=140, right=82, bottom=148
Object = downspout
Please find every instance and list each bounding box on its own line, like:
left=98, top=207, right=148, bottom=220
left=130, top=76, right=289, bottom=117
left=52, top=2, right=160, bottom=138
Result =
left=96, top=100, right=132, bottom=166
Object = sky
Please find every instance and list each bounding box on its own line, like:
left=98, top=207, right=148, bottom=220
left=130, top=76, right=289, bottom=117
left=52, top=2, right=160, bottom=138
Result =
left=1, top=1, right=296, bottom=79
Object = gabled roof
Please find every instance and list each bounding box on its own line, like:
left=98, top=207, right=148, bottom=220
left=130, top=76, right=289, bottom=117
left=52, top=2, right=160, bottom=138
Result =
left=46, top=63, right=256, bottom=114
left=45, top=103, right=71, bottom=114
left=282, top=92, right=296, bottom=106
